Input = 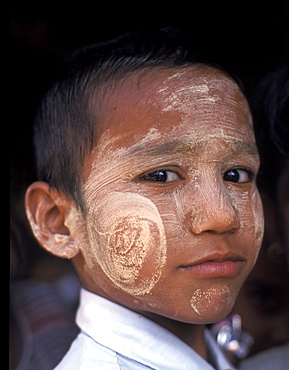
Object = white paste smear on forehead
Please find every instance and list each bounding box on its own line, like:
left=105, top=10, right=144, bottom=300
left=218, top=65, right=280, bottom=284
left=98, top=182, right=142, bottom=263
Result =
left=85, top=192, right=167, bottom=295
left=160, top=83, right=217, bottom=113
left=157, top=72, right=233, bottom=114
left=190, top=285, right=231, bottom=316
left=156, top=71, right=254, bottom=145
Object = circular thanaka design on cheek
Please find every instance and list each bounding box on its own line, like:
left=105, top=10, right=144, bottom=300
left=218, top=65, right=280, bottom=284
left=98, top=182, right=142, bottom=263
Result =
left=190, top=285, right=231, bottom=317
left=86, top=192, right=167, bottom=295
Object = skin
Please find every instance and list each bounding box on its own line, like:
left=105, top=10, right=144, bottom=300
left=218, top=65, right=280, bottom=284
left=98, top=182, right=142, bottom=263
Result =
left=25, top=65, right=264, bottom=360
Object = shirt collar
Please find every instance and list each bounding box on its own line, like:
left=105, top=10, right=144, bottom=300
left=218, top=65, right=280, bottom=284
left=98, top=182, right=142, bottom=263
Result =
left=76, top=288, right=235, bottom=370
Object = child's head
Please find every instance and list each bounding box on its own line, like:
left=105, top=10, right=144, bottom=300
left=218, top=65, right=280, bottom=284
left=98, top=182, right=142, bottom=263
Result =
left=32, top=29, right=209, bottom=210
left=26, top=29, right=264, bottom=325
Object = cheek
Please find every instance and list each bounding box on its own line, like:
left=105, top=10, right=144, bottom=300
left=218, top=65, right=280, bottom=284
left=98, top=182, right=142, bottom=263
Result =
left=85, top=192, right=167, bottom=295
left=233, top=187, right=264, bottom=254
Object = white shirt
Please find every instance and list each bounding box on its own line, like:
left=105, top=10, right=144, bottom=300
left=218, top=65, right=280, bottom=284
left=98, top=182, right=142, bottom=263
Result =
left=55, top=289, right=236, bottom=369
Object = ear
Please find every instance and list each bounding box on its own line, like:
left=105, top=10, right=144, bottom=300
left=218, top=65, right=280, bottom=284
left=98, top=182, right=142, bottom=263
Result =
left=25, top=181, right=80, bottom=259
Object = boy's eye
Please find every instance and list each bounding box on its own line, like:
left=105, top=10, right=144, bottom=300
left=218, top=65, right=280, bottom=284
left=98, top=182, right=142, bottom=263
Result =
left=223, top=168, right=254, bottom=183
left=140, top=170, right=180, bottom=183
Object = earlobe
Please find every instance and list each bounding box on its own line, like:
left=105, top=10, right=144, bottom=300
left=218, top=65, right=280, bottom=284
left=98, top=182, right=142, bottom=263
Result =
left=25, top=181, right=80, bottom=259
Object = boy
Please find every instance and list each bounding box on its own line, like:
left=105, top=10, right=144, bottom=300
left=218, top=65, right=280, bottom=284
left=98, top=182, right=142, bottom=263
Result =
left=25, top=29, right=264, bottom=369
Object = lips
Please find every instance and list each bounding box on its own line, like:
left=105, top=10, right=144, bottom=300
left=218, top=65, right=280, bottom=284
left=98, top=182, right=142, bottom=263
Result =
left=179, top=252, right=246, bottom=278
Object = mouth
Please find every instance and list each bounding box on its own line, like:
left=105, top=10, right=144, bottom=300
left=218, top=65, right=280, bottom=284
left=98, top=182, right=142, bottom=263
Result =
left=179, top=252, right=246, bottom=278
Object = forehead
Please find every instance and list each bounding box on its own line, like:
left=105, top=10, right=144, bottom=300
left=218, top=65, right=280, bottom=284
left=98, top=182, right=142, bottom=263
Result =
left=95, top=65, right=254, bottom=151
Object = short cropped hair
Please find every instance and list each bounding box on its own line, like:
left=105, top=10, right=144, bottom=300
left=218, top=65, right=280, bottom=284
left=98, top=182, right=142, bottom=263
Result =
left=34, top=28, right=240, bottom=210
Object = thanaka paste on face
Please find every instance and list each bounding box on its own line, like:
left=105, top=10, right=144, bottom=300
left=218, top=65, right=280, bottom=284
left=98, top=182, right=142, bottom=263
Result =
left=155, top=69, right=264, bottom=316
left=156, top=68, right=253, bottom=140
left=156, top=68, right=263, bottom=243
left=158, top=70, right=217, bottom=112
left=84, top=191, right=167, bottom=295
left=190, top=285, right=231, bottom=316
left=73, top=67, right=264, bottom=323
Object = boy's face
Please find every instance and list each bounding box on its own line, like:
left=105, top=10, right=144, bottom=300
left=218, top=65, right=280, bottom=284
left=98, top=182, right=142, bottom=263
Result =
left=70, top=66, right=264, bottom=324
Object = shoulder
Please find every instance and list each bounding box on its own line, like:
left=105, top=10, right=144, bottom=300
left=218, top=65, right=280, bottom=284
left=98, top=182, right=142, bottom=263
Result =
left=54, top=333, right=121, bottom=370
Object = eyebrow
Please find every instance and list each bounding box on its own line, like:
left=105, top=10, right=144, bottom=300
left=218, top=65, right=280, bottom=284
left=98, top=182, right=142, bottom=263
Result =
left=129, top=139, right=259, bottom=157
left=230, top=140, right=259, bottom=155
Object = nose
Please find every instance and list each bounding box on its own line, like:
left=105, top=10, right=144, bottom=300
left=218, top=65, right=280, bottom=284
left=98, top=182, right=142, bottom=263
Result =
left=188, top=183, right=240, bottom=235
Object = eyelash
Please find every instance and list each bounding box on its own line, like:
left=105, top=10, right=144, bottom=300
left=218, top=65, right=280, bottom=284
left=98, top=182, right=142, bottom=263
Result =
left=139, top=169, right=181, bottom=183
left=139, top=167, right=255, bottom=184
left=223, top=168, right=255, bottom=183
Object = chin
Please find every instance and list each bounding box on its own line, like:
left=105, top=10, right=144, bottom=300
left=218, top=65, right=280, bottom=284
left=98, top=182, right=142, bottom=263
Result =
left=151, top=297, right=235, bottom=326
left=188, top=284, right=236, bottom=324
left=200, top=307, right=233, bottom=325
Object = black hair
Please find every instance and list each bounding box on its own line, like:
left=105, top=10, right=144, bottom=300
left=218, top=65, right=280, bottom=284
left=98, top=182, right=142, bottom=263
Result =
left=34, top=28, right=242, bottom=210
left=250, top=62, right=289, bottom=199
left=257, top=63, right=289, bottom=157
